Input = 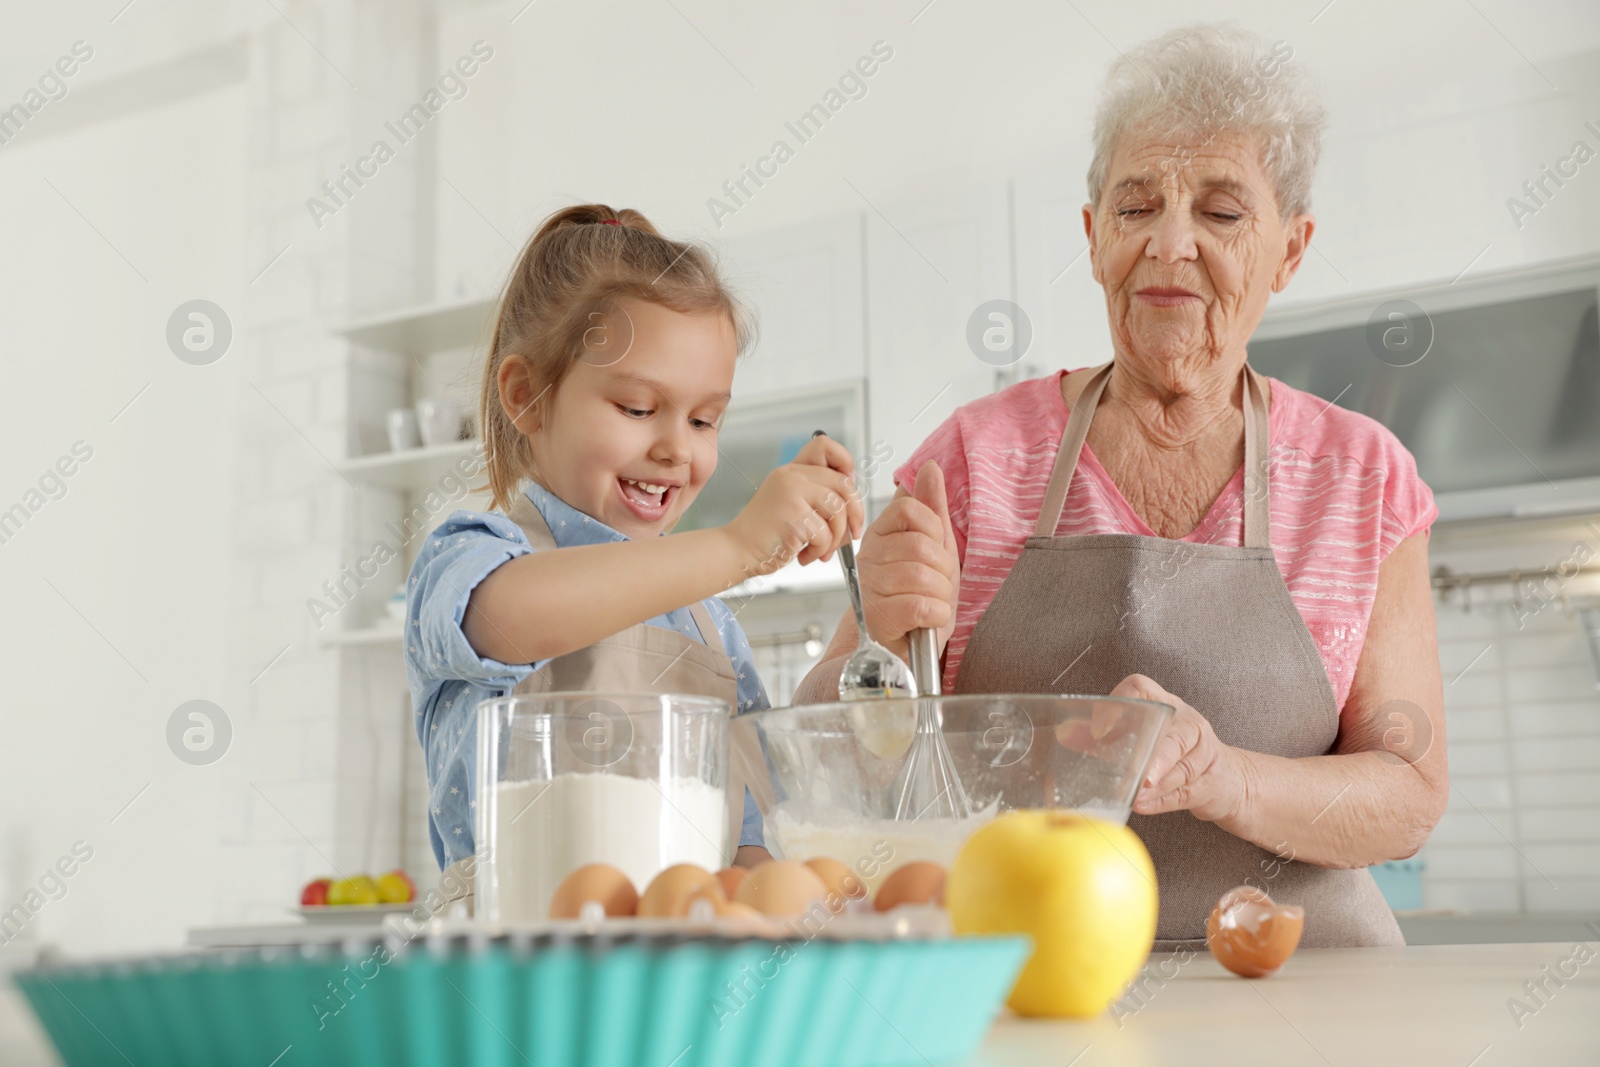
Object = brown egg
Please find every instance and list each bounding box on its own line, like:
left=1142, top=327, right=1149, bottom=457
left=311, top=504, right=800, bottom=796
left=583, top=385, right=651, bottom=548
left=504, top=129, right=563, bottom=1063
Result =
left=804, top=857, right=867, bottom=913
left=733, top=860, right=829, bottom=917
left=874, top=862, right=946, bottom=912
left=715, top=866, right=752, bottom=901
left=638, top=864, right=724, bottom=918
left=716, top=899, right=764, bottom=921
left=1206, top=886, right=1305, bottom=978
left=713, top=898, right=783, bottom=936
left=548, top=863, right=638, bottom=919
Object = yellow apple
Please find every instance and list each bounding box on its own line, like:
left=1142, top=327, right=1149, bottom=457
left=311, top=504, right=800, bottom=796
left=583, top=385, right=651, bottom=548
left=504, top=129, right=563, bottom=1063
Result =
left=946, top=810, right=1157, bottom=1017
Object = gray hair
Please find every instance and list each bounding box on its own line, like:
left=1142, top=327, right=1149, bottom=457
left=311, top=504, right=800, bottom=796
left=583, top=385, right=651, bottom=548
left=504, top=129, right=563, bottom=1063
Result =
left=1086, top=24, right=1326, bottom=217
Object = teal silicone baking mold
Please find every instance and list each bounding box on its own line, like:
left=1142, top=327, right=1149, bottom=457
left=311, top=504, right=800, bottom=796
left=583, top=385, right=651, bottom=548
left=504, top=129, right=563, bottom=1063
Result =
left=16, top=929, right=1030, bottom=1067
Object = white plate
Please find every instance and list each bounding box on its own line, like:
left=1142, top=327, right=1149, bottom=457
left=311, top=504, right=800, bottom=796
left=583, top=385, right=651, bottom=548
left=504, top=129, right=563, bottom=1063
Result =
left=293, top=904, right=418, bottom=923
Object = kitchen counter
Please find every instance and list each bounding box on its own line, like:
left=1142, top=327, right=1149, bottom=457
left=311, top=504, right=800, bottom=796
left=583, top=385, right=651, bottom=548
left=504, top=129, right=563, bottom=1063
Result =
left=2, top=941, right=1595, bottom=1065
left=973, top=941, right=1599, bottom=1065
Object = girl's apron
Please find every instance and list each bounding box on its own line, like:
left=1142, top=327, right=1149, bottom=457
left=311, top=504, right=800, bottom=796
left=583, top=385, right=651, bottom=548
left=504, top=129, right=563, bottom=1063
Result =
left=438, top=493, right=774, bottom=913
left=955, top=361, right=1403, bottom=950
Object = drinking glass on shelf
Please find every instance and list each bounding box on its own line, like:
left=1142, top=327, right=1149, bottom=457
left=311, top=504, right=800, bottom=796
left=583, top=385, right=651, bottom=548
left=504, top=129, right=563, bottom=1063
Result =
left=416, top=398, right=463, bottom=447
left=386, top=408, right=421, bottom=452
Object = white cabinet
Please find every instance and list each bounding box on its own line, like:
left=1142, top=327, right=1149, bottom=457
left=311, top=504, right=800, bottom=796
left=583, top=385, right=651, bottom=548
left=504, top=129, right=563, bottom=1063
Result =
left=863, top=184, right=1014, bottom=501
left=720, top=212, right=866, bottom=401
left=1012, top=164, right=1115, bottom=376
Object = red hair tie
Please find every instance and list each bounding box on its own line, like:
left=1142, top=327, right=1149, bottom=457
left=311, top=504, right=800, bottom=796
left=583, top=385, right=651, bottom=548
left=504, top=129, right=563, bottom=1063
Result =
left=602, top=219, right=620, bottom=225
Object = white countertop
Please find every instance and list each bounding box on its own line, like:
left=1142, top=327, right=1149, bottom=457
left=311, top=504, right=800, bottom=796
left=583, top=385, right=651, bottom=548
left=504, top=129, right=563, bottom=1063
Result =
left=973, top=941, right=1599, bottom=1065
left=3, top=941, right=1595, bottom=1065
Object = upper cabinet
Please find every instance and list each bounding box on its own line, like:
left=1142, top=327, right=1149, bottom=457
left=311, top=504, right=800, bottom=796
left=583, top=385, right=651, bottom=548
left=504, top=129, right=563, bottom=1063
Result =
left=720, top=212, right=867, bottom=401
left=864, top=183, right=1014, bottom=502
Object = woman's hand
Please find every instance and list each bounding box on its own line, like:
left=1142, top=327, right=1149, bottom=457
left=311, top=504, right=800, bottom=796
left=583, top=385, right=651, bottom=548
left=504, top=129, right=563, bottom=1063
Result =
left=1119, top=674, right=1250, bottom=825
left=726, top=435, right=864, bottom=574
left=856, top=461, right=961, bottom=661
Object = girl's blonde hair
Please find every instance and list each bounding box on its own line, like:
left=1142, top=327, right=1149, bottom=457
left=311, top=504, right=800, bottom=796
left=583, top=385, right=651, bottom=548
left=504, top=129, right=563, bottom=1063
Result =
left=479, top=203, right=754, bottom=511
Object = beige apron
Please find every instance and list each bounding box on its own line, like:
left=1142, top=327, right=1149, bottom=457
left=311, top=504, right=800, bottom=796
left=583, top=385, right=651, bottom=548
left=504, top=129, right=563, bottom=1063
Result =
left=438, top=493, right=774, bottom=913
left=956, top=361, right=1403, bottom=951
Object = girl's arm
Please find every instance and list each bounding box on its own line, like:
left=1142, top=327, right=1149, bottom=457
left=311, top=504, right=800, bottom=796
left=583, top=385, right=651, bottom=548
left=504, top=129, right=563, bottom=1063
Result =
left=464, top=438, right=863, bottom=665
left=465, top=527, right=746, bottom=663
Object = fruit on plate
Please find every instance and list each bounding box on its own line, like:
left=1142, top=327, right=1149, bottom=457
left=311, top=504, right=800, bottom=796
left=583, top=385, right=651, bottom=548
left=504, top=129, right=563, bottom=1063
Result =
left=1206, top=885, right=1304, bottom=977
left=376, top=869, right=415, bottom=904
left=300, top=878, right=332, bottom=907
left=946, top=809, right=1157, bottom=1018
left=327, top=876, right=380, bottom=907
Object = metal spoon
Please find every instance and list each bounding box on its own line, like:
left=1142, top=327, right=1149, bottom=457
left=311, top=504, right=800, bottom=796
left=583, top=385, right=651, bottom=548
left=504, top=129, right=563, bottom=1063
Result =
left=806, top=429, right=917, bottom=702
left=836, top=538, right=918, bottom=701
left=806, top=430, right=918, bottom=773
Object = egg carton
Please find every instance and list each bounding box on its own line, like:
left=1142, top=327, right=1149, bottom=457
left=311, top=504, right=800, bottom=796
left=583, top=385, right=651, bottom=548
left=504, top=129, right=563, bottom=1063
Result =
left=15, top=926, right=1030, bottom=1067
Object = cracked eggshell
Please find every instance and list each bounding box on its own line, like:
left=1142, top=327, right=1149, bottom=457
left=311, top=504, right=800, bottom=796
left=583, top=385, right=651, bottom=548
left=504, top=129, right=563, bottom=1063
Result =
left=1206, top=885, right=1305, bottom=977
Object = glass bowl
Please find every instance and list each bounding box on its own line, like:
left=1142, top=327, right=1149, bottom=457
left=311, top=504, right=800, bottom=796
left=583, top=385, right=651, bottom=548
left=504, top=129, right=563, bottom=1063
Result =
left=733, top=694, right=1173, bottom=891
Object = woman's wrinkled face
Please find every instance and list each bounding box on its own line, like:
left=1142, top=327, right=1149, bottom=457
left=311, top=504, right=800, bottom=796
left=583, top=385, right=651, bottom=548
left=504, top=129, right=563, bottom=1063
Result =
left=1083, top=132, right=1313, bottom=376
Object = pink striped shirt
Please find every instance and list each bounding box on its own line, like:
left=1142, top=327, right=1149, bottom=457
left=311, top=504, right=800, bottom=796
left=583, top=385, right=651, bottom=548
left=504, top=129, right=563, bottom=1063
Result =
left=894, top=367, right=1438, bottom=712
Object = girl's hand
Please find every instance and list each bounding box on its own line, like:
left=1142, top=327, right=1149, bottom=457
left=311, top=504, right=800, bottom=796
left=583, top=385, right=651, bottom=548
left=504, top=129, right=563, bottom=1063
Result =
left=727, top=435, right=863, bottom=576
left=1120, top=674, right=1248, bottom=825
left=855, top=461, right=960, bottom=661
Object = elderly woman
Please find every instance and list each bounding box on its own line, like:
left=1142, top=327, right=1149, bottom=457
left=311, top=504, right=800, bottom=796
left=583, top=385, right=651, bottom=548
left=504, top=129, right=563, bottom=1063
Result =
left=796, top=25, right=1447, bottom=949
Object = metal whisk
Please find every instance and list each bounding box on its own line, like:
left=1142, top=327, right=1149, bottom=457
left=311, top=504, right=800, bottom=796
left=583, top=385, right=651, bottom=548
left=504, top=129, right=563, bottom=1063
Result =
left=891, top=628, right=974, bottom=820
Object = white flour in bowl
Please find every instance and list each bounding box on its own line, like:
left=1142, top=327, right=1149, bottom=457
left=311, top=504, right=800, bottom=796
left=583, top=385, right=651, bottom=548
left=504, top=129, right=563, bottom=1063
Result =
left=489, top=772, right=724, bottom=922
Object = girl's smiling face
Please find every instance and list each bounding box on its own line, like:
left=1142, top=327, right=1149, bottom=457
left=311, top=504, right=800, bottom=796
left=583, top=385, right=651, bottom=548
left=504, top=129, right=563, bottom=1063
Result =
left=515, top=297, right=736, bottom=539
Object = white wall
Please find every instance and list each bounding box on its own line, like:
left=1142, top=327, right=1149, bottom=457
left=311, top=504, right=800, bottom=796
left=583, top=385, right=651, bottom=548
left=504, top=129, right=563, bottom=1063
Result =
left=0, top=0, right=434, bottom=957
left=0, top=81, right=248, bottom=953
left=1422, top=518, right=1600, bottom=913
left=428, top=0, right=1600, bottom=304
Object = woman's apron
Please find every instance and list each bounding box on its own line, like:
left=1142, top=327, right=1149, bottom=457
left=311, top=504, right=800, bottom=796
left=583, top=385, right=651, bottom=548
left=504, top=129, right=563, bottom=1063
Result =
left=438, top=493, right=774, bottom=913
left=955, top=361, right=1403, bottom=950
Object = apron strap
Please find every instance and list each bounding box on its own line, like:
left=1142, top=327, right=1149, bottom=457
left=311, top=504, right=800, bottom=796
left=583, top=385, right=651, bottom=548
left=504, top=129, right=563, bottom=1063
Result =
left=506, top=489, right=558, bottom=551
left=1034, top=361, right=1273, bottom=548
left=1240, top=363, right=1271, bottom=550
left=1034, top=362, right=1114, bottom=538
left=685, top=602, right=721, bottom=649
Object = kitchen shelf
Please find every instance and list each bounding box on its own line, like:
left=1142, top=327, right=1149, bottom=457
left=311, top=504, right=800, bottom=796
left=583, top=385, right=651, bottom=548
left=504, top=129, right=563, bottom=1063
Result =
left=333, top=295, right=496, bottom=356
left=338, top=439, right=483, bottom=492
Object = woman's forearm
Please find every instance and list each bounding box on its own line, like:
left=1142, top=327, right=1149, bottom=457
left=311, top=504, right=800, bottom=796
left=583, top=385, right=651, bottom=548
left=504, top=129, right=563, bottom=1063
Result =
left=1219, top=747, right=1441, bottom=869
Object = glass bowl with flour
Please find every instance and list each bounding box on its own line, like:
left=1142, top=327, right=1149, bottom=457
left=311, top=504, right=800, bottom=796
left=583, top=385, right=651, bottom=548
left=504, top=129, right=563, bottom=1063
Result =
left=476, top=693, right=730, bottom=923
left=735, top=694, right=1173, bottom=892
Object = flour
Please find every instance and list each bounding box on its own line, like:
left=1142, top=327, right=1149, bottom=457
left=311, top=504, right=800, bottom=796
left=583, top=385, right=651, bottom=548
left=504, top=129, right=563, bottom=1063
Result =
left=488, top=773, right=725, bottom=922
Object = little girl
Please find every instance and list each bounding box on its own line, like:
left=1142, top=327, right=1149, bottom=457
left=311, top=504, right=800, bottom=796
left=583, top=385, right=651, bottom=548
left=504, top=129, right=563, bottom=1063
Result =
left=406, top=203, right=861, bottom=889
